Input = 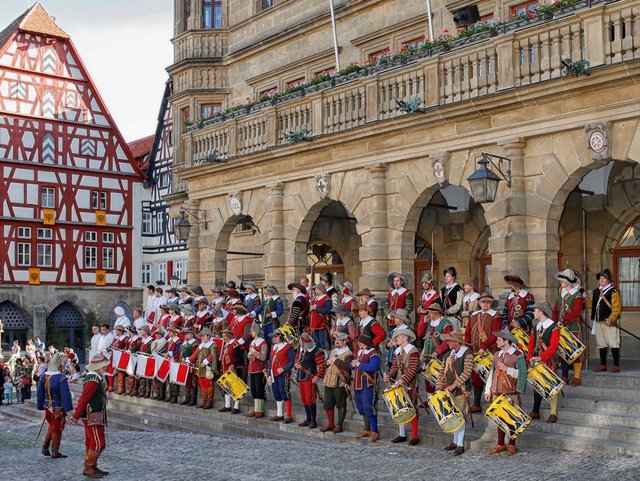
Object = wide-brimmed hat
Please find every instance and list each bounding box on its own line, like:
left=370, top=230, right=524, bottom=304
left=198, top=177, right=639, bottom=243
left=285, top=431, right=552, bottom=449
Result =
left=159, top=304, right=169, bottom=310
left=182, top=327, right=195, bottom=335
left=225, top=288, right=240, bottom=298
left=555, top=268, right=580, bottom=287
left=443, top=267, right=457, bottom=278
left=356, top=303, right=373, bottom=315
left=87, top=353, right=110, bottom=371
left=331, top=305, right=352, bottom=317
left=425, top=303, right=443, bottom=314
left=166, top=324, right=179, bottom=333
left=226, top=280, right=238, bottom=290
left=167, top=304, right=181, bottom=312
left=272, top=328, right=285, bottom=339
left=222, top=329, right=234, bottom=338
left=392, top=328, right=416, bottom=343
left=199, top=328, right=212, bottom=337
left=181, top=305, right=195, bottom=316
left=153, top=327, right=165, bottom=336
left=478, top=293, right=494, bottom=303
left=166, top=288, right=178, bottom=294
left=48, top=352, right=65, bottom=371
left=287, top=282, right=307, bottom=294
left=320, top=273, right=333, bottom=284
left=264, top=285, right=279, bottom=295
left=243, top=281, right=257, bottom=292
left=313, top=283, right=326, bottom=294
left=126, top=325, right=137, bottom=335
left=114, top=306, right=125, bottom=316
left=340, top=282, right=354, bottom=293
left=356, top=288, right=375, bottom=298
left=191, top=286, right=205, bottom=297
left=493, top=329, right=518, bottom=345
left=387, top=272, right=408, bottom=288
left=391, top=309, right=410, bottom=324
left=463, top=278, right=478, bottom=290
left=357, top=334, right=374, bottom=348
left=211, top=286, right=224, bottom=294
left=532, top=301, right=552, bottom=318
left=596, top=268, right=612, bottom=281
left=505, top=274, right=527, bottom=289
left=140, top=326, right=151, bottom=336
left=440, top=331, right=468, bottom=345
left=333, top=332, right=349, bottom=341
left=300, top=332, right=316, bottom=351
left=194, top=296, right=208, bottom=305
left=114, top=325, right=125, bottom=332
left=231, top=304, right=248, bottom=314
left=177, top=286, right=192, bottom=294
left=421, top=272, right=435, bottom=284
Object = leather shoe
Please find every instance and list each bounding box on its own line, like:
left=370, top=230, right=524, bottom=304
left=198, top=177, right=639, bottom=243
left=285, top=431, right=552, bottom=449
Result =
left=444, top=443, right=457, bottom=451
left=320, top=425, right=335, bottom=433
left=283, top=417, right=292, bottom=424
left=254, top=412, right=264, bottom=418
left=611, top=365, right=620, bottom=373
left=529, top=411, right=540, bottom=420
left=561, top=376, right=569, bottom=383
left=332, top=426, right=343, bottom=434
left=246, top=411, right=257, bottom=418
left=369, top=432, right=379, bottom=442
left=571, top=378, right=581, bottom=386
left=231, top=408, right=240, bottom=415
left=218, top=407, right=231, bottom=412
left=270, top=415, right=284, bottom=422
left=469, top=405, right=482, bottom=413
left=355, top=430, right=370, bottom=438
left=454, top=447, right=465, bottom=456
left=391, top=435, right=407, bottom=443
left=409, top=437, right=419, bottom=446
left=507, top=445, right=517, bottom=455
left=547, top=414, right=558, bottom=423
left=489, top=444, right=506, bottom=454
left=298, top=420, right=310, bottom=427
left=41, top=448, right=51, bottom=457
left=595, top=364, right=607, bottom=372
left=308, top=421, right=317, bottom=429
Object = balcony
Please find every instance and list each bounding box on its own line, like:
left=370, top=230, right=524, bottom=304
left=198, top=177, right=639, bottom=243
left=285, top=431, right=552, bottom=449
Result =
left=179, top=0, right=639, bottom=171
left=172, top=30, right=228, bottom=64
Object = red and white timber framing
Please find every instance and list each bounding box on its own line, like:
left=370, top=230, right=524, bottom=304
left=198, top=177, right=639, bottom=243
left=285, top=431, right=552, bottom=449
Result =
left=0, top=5, right=145, bottom=287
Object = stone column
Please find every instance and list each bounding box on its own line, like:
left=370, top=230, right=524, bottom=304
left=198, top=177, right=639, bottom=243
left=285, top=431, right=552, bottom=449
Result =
left=264, top=182, right=286, bottom=292
left=185, top=199, right=202, bottom=285
left=359, top=164, right=390, bottom=315
left=485, top=138, right=531, bottom=295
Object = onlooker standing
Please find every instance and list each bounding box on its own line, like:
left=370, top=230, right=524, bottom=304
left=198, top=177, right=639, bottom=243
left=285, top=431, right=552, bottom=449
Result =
left=21, top=356, right=33, bottom=400
left=89, top=325, right=101, bottom=358
left=34, top=337, right=45, bottom=353
left=25, top=339, right=36, bottom=361
left=0, top=361, right=5, bottom=406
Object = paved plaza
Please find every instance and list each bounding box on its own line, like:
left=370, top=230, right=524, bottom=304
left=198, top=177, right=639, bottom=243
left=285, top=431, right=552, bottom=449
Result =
left=0, top=414, right=637, bottom=481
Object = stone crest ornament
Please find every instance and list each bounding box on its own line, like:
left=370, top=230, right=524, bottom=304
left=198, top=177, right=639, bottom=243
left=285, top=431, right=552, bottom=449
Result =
left=431, top=152, right=450, bottom=186
left=315, top=174, right=330, bottom=200
left=585, top=122, right=611, bottom=161
left=229, top=192, right=242, bottom=215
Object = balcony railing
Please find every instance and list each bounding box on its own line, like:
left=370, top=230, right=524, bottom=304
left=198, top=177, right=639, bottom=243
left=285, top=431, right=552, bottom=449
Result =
left=180, top=0, right=639, bottom=169
left=173, top=30, right=228, bottom=63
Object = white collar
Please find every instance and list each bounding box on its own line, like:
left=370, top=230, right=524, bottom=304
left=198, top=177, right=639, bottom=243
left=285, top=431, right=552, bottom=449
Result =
left=422, top=289, right=437, bottom=298
left=499, top=345, right=517, bottom=357
left=130, top=335, right=140, bottom=341
left=359, top=316, right=373, bottom=327
left=359, top=348, right=375, bottom=355
left=334, top=346, right=351, bottom=356
left=45, top=370, right=62, bottom=375
left=536, top=318, right=554, bottom=330
left=315, top=293, right=328, bottom=301
left=199, top=340, right=213, bottom=348
left=273, top=342, right=287, bottom=352
left=270, top=295, right=280, bottom=301
left=600, top=283, right=612, bottom=291
left=394, top=343, right=414, bottom=355
left=246, top=293, right=257, bottom=299
left=430, top=317, right=442, bottom=326
left=86, top=370, right=102, bottom=380
left=451, top=345, right=469, bottom=358
left=393, top=323, right=409, bottom=331
left=294, top=293, right=305, bottom=300
left=142, top=337, right=153, bottom=344
left=251, top=337, right=265, bottom=346
left=391, top=287, right=407, bottom=296
left=473, top=308, right=497, bottom=316
left=185, top=338, right=196, bottom=344
left=367, top=298, right=375, bottom=305
left=342, top=295, right=353, bottom=302
left=464, top=292, right=480, bottom=302
left=336, top=317, right=349, bottom=326
left=561, top=287, right=579, bottom=297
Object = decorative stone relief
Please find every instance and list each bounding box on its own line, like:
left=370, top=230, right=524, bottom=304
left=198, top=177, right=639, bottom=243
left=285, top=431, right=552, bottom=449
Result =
left=431, top=152, right=450, bottom=186
left=315, top=174, right=331, bottom=200
left=585, top=122, right=611, bottom=161
left=229, top=192, right=242, bottom=215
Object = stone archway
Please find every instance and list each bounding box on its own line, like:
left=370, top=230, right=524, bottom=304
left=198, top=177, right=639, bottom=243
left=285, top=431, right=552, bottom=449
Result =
left=0, top=301, right=29, bottom=351
left=46, top=301, right=86, bottom=363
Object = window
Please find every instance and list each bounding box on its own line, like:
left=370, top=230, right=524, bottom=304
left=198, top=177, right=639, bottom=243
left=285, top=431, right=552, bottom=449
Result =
left=181, top=107, right=191, bottom=133
left=203, top=0, right=222, bottom=28
left=510, top=0, right=539, bottom=17
left=142, top=212, right=152, bottom=234
left=91, top=191, right=107, bottom=210
left=37, top=244, right=52, bottom=267
left=156, top=213, right=164, bottom=234
left=369, top=47, right=390, bottom=64
left=201, top=103, right=222, bottom=118
left=17, top=243, right=31, bottom=266
left=142, top=264, right=152, bottom=285
left=102, top=247, right=114, bottom=270
left=480, top=13, right=495, bottom=24
left=103, top=232, right=114, bottom=243
left=158, top=262, right=167, bottom=284
left=259, top=87, right=277, bottom=98
left=315, top=68, right=336, bottom=78
left=37, top=228, right=52, bottom=240
left=401, top=36, right=426, bottom=52
left=286, top=78, right=306, bottom=89
left=85, top=231, right=97, bottom=242
left=258, top=0, right=276, bottom=11
left=17, top=227, right=31, bottom=239
left=85, top=246, right=97, bottom=269
left=174, top=261, right=186, bottom=283
left=41, top=187, right=55, bottom=208
left=613, top=217, right=640, bottom=310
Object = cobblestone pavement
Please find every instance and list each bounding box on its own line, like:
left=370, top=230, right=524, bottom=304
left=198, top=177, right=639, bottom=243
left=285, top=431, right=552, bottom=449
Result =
left=0, top=415, right=638, bottom=481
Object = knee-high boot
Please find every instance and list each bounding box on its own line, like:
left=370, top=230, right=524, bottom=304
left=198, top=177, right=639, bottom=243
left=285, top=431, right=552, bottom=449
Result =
left=116, top=372, right=126, bottom=395
left=41, top=429, right=52, bottom=456
left=189, top=384, right=199, bottom=406
left=50, top=431, right=67, bottom=458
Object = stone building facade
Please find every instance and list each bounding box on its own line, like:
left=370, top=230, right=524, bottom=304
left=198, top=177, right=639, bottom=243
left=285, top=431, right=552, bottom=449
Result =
left=167, top=0, right=640, bottom=356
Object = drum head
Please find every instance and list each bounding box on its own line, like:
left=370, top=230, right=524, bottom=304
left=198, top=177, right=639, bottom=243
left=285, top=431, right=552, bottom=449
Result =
left=440, top=414, right=464, bottom=433
left=392, top=407, right=417, bottom=425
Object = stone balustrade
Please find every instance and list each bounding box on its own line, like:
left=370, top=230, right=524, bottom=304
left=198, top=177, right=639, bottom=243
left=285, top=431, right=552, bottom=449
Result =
left=181, top=0, right=640, bottom=168
left=173, top=30, right=227, bottom=63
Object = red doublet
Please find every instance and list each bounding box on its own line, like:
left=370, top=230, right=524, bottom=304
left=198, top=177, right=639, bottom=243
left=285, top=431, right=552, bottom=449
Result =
left=195, top=311, right=212, bottom=330
left=341, top=297, right=356, bottom=312
left=139, top=338, right=152, bottom=354
left=465, top=310, right=502, bottom=353
left=166, top=338, right=181, bottom=360
left=220, top=340, right=237, bottom=372
left=310, top=295, right=331, bottom=330
left=526, top=323, right=560, bottom=368
left=232, top=315, right=252, bottom=349
left=270, top=343, right=292, bottom=376
left=248, top=338, right=268, bottom=374
left=417, top=290, right=440, bottom=338
left=387, top=289, right=411, bottom=321
left=127, top=337, right=142, bottom=352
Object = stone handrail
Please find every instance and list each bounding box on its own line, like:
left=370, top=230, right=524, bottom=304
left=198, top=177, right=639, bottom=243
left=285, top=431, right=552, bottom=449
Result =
left=180, top=0, right=639, bottom=169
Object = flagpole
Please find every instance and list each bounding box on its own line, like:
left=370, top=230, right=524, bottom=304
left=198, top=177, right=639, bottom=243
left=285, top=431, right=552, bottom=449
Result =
left=426, top=0, right=435, bottom=41
left=329, top=0, right=341, bottom=71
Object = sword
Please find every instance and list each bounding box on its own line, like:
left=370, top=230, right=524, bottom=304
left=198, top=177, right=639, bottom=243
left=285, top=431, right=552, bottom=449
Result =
left=34, top=412, right=47, bottom=446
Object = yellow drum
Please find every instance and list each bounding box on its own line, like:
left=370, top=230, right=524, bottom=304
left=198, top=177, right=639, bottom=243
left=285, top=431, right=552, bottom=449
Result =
left=473, top=351, right=493, bottom=383
left=420, top=358, right=443, bottom=386
left=217, top=370, right=249, bottom=401
left=278, top=323, right=300, bottom=349
left=427, top=390, right=465, bottom=433
left=485, top=393, right=531, bottom=440
left=382, top=386, right=417, bottom=425
left=557, top=325, right=586, bottom=364
left=511, top=326, right=530, bottom=355
left=527, top=362, right=565, bottom=401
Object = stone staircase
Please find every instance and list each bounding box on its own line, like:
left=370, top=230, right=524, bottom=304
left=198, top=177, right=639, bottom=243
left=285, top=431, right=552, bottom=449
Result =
left=2, top=362, right=639, bottom=456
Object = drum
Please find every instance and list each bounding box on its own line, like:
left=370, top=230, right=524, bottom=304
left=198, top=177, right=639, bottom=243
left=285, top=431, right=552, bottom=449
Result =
left=217, top=370, right=249, bottom=401
left=485, top=394, right=531, bottom=440
left=420, top=358, right=443, bottom=386
left=511, top=326, right=530, bottom=354
left=278, top=323, right=300, bottom=349
left=382, top=386, right=417, bottom=425
left=527, top=362, right=566, bottom=400
left=557, top=325, right=586, bottom=364
left=473, top=351, right=493, bottom=383
left=426, top=390, right=465, bottom=433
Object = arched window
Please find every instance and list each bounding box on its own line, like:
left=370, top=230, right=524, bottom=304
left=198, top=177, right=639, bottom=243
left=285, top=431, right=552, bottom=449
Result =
left=307, top=243, right=344, bottom=286
left=613, top=216, right=640, bottom=310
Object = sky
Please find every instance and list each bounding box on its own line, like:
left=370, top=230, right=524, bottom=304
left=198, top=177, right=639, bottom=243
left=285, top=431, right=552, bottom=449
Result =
left=0, top=0, right=174, bottom=143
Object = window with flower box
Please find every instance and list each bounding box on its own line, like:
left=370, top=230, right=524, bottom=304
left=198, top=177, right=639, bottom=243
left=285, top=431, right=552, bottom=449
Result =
left=259, top=87, right=278, bottom=98
left=369, top=47, right=390, bottom=64
left=401, top=36, right=427, bottom=52
left=286, top=78, right=306, bottom=89
left=510, top=0, right=539, bottom=17
left=314, top=68, right=336, bottom=78
left=201, top=103, right=222, bottom=118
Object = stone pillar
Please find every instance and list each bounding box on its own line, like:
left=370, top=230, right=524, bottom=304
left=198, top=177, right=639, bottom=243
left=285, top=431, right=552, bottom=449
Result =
left=485, top=138, right=530, bottom=295
left=359, top=164, right=390, bottom=311
left=264, top=182, right=286, bottom=292
left=185, top=199, right=202, bottom=285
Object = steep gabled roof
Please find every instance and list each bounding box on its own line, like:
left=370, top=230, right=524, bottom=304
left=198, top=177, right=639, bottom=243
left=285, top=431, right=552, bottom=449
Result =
left=128, top=135, right=155, bottom=169
left=0, top=9, right=28, bottom=51
left=0, top=3, right=69, bottom=53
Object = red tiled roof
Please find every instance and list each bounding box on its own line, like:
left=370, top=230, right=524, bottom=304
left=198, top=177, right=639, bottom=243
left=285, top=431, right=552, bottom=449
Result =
left=128, top=135, right=154, bottom=167
left=0, top=3, right=69, bottom=53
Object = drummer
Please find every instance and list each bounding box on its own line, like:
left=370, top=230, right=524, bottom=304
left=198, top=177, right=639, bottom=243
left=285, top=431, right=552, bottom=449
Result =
left=420, top=303, right=453, bottom=395
left=384, top=328, right=421, bottom=445
left=484, top=329, right=527, bottom=455
left=218, top=329, right=241, bottom=414
left=385, top=309, right=411, bottom=369
left=527, top=302, right=560, bottom=423
left=436, top=331, right=474, bottom=456
left=464, top=293, right=502, bottom=413
left=352, top=334, right=381, bottom=443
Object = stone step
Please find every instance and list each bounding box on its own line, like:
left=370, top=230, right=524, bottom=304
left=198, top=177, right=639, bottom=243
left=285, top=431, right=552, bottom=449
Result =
left=528, top=416, right=640, bottom=444
left=560, top=384, right=638, bottom=401
left=518, top=430, right=640, bottom=457
left=554, top=395, right=640, bottom=415
left=579, top=371, right=640, bottom=389
left=536, top=406, right=640, bottom=430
